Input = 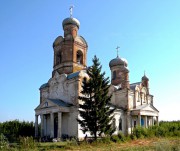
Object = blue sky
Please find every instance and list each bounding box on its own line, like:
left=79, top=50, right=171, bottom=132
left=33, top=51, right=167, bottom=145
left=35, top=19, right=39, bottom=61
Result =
left=0, top=0, right=180, bottom=122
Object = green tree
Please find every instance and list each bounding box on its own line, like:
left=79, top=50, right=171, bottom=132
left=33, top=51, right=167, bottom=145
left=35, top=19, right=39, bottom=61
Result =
left=0, top=120, right=34, bottom=142
left=0, top=133, right=9, bottom=149
left=77, top=55, right=115, bottom=140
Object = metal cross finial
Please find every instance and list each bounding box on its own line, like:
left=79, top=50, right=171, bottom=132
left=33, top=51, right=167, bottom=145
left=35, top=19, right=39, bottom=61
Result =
left=69, top=5, right=74, bottom=18
left=116, top=46, right=120, bottom=57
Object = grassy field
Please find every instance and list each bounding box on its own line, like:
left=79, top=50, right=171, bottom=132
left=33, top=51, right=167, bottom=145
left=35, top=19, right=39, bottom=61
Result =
left=1, top=121, right=180, bottom=150
left=6, top=137, right=180, bottom=151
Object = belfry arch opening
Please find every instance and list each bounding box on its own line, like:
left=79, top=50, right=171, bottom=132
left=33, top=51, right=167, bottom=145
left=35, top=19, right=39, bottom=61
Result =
left=56, top=52, right=62, bottom=65
left=113, top=70, right=116, bottom=80
left=77, top=50, right=83, bottom=64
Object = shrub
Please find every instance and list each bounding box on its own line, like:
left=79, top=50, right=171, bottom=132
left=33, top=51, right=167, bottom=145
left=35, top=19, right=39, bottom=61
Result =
left=129, top=134, right=137, bottom=140
left=0, top=133, right=9, bottom=150
left=146, top=127, right=155, bottom=137
left=97, top=136, right=111, bottom=144
left=66, top=138, right=78, bottom=146
left=0, top=120, right=34, bottom=143
left=19, top=136, right=37, bottom=149
left=117, top=132, right=126, bottom=142
left=133, top=126, right=146, bottom=139
left=110, top=135, right=120, bottom=143
left=155, top=126, right=166, bottom=137
left=174, top=130, right=180, bottom=137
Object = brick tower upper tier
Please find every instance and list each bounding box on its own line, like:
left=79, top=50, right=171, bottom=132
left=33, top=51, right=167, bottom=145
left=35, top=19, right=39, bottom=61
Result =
left=52, top=17, right=88, bottom=76
left=109, top=55, right=130, bottom=89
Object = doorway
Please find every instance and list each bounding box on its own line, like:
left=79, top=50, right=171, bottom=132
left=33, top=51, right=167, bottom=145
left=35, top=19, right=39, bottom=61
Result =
left=54, top=117, right=58, bottom=138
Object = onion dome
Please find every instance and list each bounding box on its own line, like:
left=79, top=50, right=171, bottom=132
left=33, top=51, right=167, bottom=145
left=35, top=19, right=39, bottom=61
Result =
left=142, top=73, right=149, bottom=81
left=109, top=56, right=128, bottom=68
left=62, top=17, right=80, bottom=29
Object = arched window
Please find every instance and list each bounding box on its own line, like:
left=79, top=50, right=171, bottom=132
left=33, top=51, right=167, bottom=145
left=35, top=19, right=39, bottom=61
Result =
left=113, top=71, right=116, bottom=80
left=136, top=91, right=140, bottom=102
left=119, top=118, right=122, bottom=131
left=59, top=53, right=62, bottom=63
left=144, top=95, right=146, bottom=103
left=45, top=101, right=48, bottom=107
left=77, top=50, right=83, bottom=64
left=56, top=52, right=61, bottom=65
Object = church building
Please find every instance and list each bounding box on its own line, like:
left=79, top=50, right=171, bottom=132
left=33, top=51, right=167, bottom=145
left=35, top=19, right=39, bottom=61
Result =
left=34, top=10, right=159, bottom=140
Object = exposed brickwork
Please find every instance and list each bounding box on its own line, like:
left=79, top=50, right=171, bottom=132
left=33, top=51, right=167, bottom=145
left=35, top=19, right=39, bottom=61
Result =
left=52, top=21, right=87, bottom=76
left=111, top=66, right=130, bottom=89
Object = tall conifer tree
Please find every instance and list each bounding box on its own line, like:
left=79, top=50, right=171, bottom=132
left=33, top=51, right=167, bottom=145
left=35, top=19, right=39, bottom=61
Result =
left=78, top=56, right=115, bottom=140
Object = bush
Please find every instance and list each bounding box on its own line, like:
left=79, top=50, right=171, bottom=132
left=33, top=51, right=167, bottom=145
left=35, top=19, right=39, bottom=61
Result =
left=174, top=130, right=180, bottom=137
left=96, top=136, right=111, bottom=144
left=129, top=134, right=137, bottom=140
left=133, top=126, right=147, bottom=139
left=19, top=136, right=37, bottom=149
left=66, top=138, right=78, bottom=146
left=155, top=126, right=166, bottom=137
left=110, top=135, right=120, bottom=143
left=0, top=120, right=34, bottom=143
left=117, top=132, right=126, bottom=142
left=0, top=133, right=9, bottom=150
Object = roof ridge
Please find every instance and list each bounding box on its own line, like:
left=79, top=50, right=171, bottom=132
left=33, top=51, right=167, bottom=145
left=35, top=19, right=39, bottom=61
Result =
left=130, top=82, right=141, bottom=85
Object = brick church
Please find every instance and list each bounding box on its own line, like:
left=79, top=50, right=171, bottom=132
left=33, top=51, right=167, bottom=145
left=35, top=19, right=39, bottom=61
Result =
left=34, top=9, right=159, bottom=140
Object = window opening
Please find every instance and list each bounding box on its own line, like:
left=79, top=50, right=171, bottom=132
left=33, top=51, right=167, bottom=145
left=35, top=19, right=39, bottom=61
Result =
left=77, top=50, right=83, bottom=64
left=119, top=118, right=122, bottom=131
left=113, top=71, right=116, bottom=80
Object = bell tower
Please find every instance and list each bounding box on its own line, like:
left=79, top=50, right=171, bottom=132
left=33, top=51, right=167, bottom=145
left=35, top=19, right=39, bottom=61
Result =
left=109, top=47, right=129, bottom=89
left=52, top=7, right=88, bottom=76
left=141, top=72, right=149, bottom=94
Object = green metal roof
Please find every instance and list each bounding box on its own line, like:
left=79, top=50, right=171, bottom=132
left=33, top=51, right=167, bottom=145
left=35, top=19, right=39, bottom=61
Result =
left=48, top=99, right=73, bottom=107
left=39, top=83, right=49, bottom=89
left=67, top=71, right=80, bottom=80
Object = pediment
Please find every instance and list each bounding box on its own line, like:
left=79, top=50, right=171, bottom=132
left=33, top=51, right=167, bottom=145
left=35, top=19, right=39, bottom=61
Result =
left=35, top=98, right=73, bottom=111
left=35, top=99, right=58, bottom=110
left=131, top=104, right=159, bottom=116
left=134, top=104, right=159, bottom=112
left=142, top=105, right=159, bottom=112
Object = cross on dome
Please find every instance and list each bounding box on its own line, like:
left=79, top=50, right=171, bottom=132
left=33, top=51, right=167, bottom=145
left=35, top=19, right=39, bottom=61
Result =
left=69, top=5, right=74, bottom=18
left=116, top=46, right=120, bottom=57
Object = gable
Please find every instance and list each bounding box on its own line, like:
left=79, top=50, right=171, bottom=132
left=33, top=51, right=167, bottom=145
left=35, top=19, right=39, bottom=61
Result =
left=134, top=104, right=159, bottom=112
left=35, top=98, right=73, bottom=111
left=35, top=99, right=57, bottom=110
left=141, top=105, right=159, bottom=112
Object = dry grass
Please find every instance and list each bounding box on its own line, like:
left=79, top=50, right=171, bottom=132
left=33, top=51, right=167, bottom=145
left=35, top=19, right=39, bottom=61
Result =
left=5, top=137, right=180, bottom=151
left=61, top=137, right=180, bottom=151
